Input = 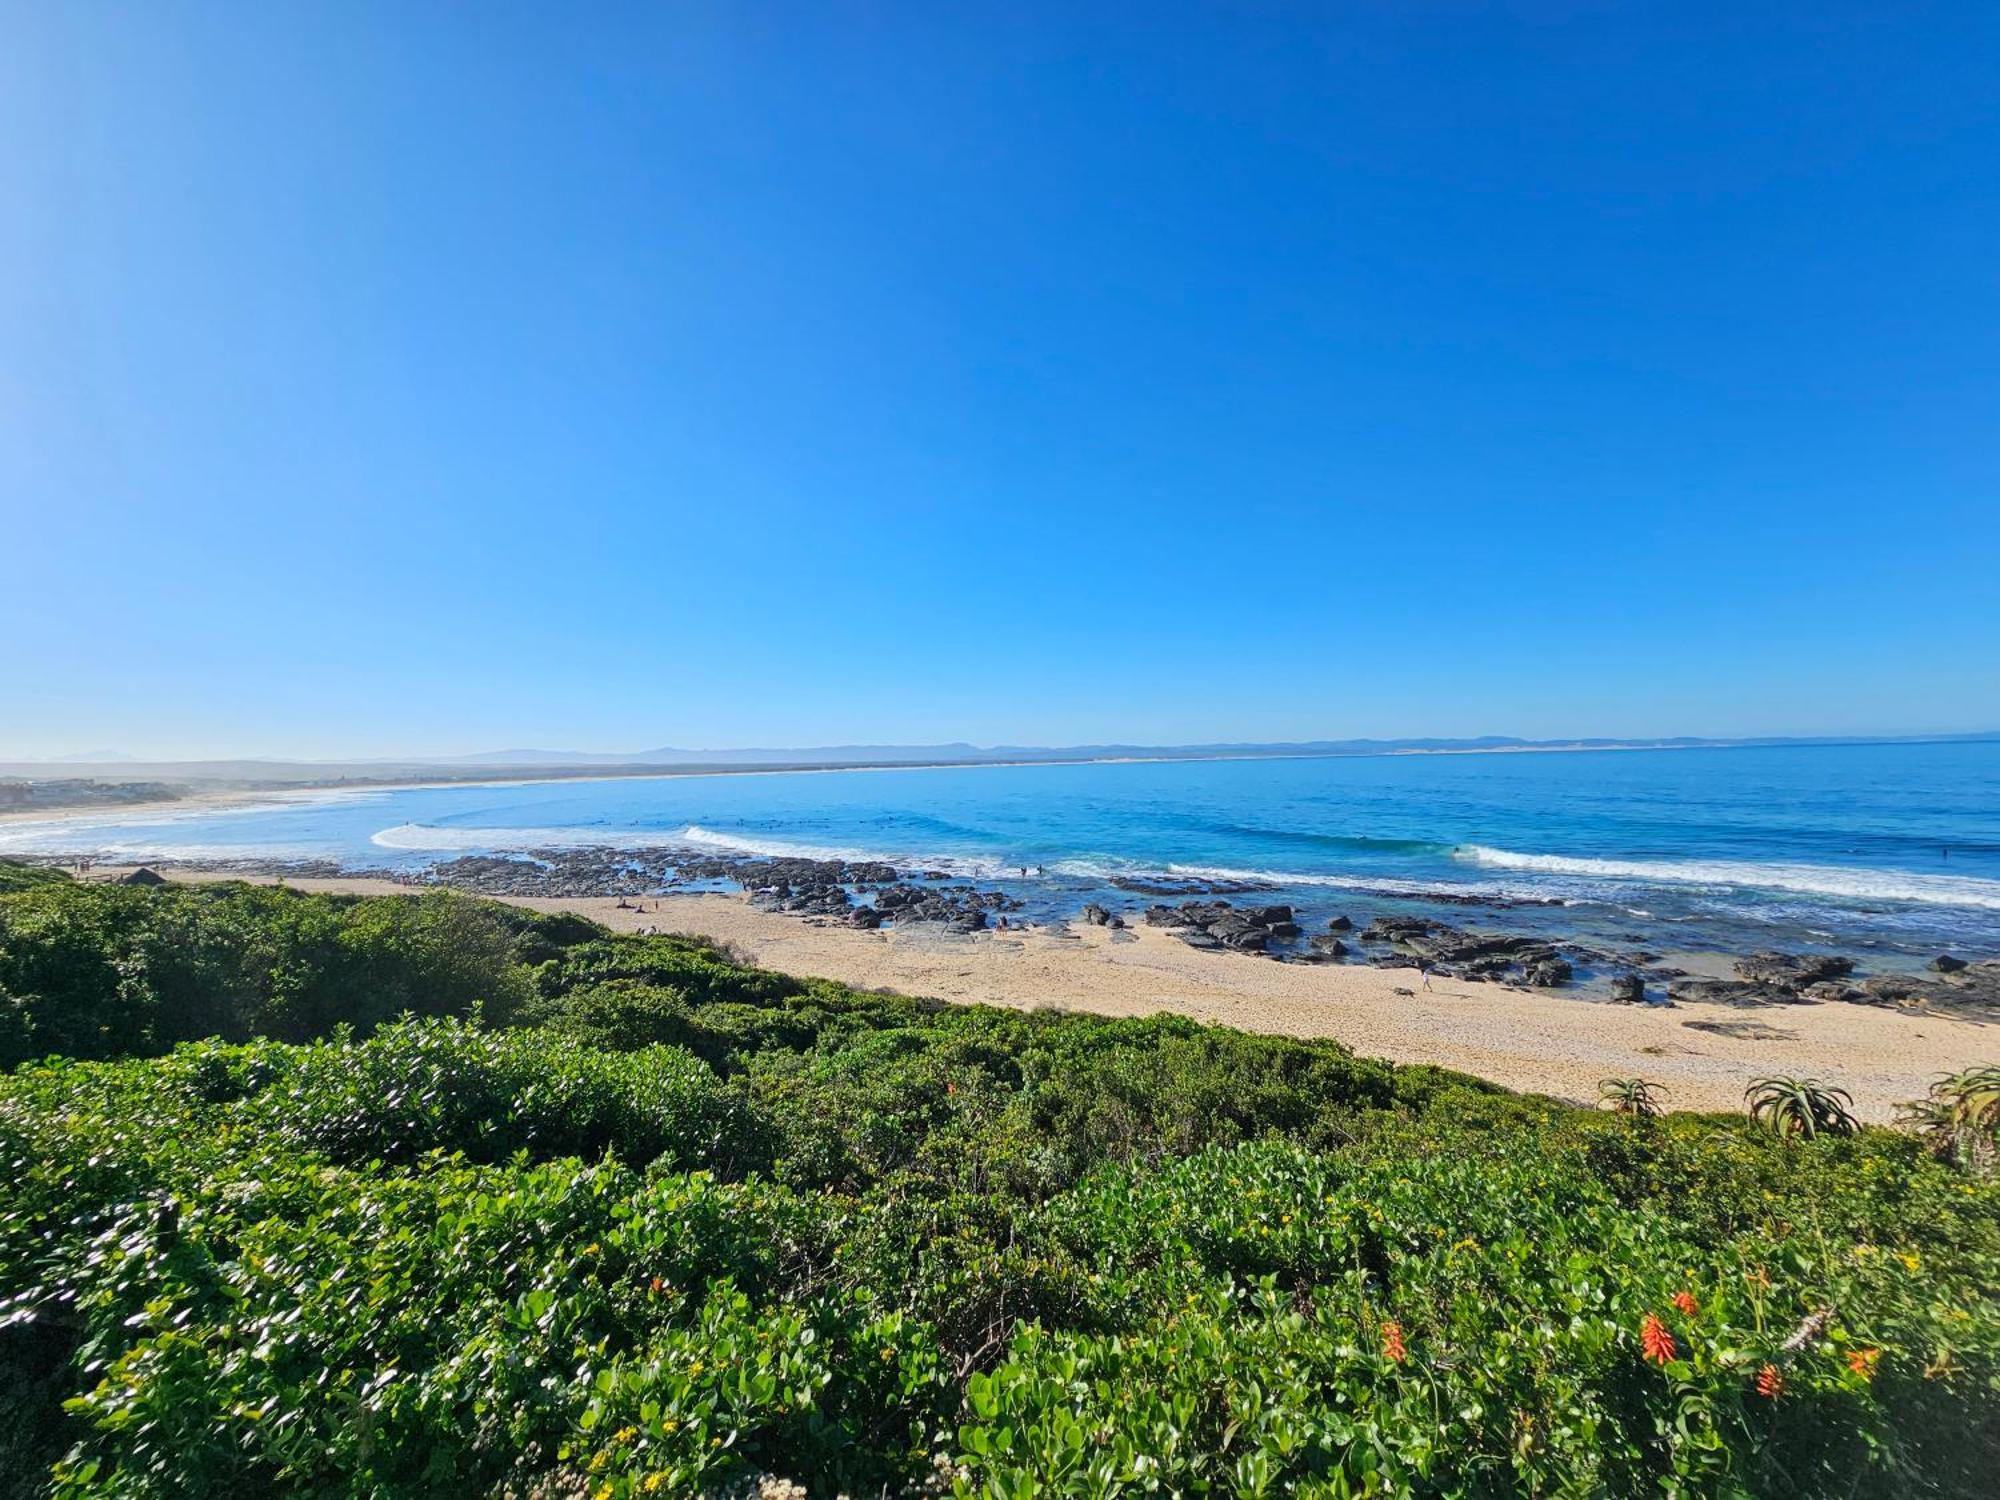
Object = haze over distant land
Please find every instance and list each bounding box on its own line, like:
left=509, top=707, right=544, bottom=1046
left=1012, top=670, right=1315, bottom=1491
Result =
left=4, top=731, right=1997, bottom=796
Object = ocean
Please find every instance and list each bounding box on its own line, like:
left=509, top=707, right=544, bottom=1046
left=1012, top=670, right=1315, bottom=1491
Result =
left=6, top=740, right=1997, bottom=966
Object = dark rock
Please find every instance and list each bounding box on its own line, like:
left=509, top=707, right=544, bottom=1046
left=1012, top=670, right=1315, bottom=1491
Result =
left=1732, top=952, right=1854, bottom=990
left=1609, top=973, right=1646, bottom=1004
left=1932, top=954, right=1969, bottom=974
left=1524, top=957, right=1573, bottom=988
left=1325, top=915, right=1353, bottom=932
left=1310, top=935, right=1349, bottom=957
left=1855, top=964, right=2000, bottom=1015
left=1080, top=903, right=1111, bottom=926
left=1109, top=875, right=1277, bottom=896
left=1668, top=977, right=1800, bottom=1007
left=1361, top=917, right=1435, bottom=944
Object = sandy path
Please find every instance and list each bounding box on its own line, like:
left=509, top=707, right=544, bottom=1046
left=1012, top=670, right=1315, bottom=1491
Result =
left=136, top=872, right=1994, bottom=1121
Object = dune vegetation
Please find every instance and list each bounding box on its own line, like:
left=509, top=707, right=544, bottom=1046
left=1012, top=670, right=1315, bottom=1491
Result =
left=1, top=877, right=1995, bottom=1496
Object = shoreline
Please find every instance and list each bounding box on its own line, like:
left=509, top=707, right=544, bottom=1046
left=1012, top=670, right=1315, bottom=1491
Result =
left=122, top=869, right=1995, bottom=1122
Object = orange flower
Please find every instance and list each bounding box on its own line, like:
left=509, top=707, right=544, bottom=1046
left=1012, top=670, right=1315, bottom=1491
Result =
left=1847, top=1348, right=1880, bottom=1380
left=1755, top=1363, right=1784, bottom=1399
left=648, top=1276, right=666, bottom=1295
left=1380, top=1320, right=1407, bottom=1363
left=1670, top=1290, right=1699, bottom=1317
left=1640, top=1314, right=1677, bottom=1366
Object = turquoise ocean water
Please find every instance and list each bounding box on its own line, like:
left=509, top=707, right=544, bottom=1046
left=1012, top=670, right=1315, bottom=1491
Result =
left=6, top=741, right=1997, bottom=962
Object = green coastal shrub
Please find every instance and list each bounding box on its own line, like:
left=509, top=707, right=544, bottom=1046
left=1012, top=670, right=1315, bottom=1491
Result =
left=0, top=862, right=69, bottom=896
left=0, top=878, right=1994, bottom=1497
left=0, top=883, right=534, bottom=1068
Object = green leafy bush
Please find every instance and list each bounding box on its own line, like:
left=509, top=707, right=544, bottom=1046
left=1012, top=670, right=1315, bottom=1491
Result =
left=0, top=879, right=1994, bottom=1497
left=0, top=883, right=534, bottom=1067
left=0, top=863, right=69, bottom=896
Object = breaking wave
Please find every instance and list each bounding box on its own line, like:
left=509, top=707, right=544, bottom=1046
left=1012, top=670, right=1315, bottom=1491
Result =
left=1454, top=846, right=2000, bottom=911
left=678, top=826, right=1013, bottom=877
left=1156, top=862, right=1534, bottom=900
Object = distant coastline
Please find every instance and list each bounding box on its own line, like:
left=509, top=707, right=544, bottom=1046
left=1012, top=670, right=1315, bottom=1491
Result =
left=6, top=729, right=1998, bottom=824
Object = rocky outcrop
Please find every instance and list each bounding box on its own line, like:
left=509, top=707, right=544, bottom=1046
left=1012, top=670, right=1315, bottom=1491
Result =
left=1359, top=917, right=1573, bottom=987
left=1666, top=977, right=1797, bottom=1007
left=1146, top=901, right=1298, bottom=953
left=1524, top=957, right=1573, bottom=988
left=1609, top=973, right=1647, bottom=1004
left=1733, top=952, right=1855, bottom=988
left=1854, top=962, right=2000, bottom=1016
left=1110, top=875, right=1277, bottom=896
left=1360, top=917, right=1435, bottom=945
left=870, top=882, right=1021, bottom=933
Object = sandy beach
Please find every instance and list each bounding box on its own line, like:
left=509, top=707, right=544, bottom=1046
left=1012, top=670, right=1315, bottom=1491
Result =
left=140, top=870, right=1992, bottom=1122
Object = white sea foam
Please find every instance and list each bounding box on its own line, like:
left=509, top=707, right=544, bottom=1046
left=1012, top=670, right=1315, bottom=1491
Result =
left=1159, top=862, right=1542, bottom=901
left=1454, top=845, right=2000, bottom=911
left=679, top=825, right=1013, bottom=877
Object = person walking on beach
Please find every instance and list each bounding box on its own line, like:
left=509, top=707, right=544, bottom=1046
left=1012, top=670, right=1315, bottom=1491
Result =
left=1419, top=959, right=1433, bottom=992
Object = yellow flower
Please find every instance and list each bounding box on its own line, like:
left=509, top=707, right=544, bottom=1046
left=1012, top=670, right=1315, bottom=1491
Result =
left=643, top=1477, right=670, bottom=1494
left=612, top=1426, right=637, bottom=1443
left=1900, top=1251, right=1922, bottom=1272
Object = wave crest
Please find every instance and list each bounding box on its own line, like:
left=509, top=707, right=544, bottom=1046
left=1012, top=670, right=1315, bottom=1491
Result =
left=679, top=826, right=1012, bottom=877
left=1454, top=845, right=2000, bottom=910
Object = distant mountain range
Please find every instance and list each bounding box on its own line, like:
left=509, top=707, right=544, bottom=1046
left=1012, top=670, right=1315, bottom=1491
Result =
left=4, top=733, right=1994, bottom=789
left=426, top=733, right=2000, bottom=768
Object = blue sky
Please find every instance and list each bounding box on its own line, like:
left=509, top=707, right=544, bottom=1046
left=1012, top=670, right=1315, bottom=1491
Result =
left=4, top=2, right=1996, bottom=759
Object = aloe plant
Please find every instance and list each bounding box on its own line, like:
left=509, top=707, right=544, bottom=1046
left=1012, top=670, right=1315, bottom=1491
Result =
left=1597, top=1077, right=1668, bottom=1119
left=1898, top=1063, right=2000, bottom=1173
left=1746, top=1075, right=1860, bottom=1138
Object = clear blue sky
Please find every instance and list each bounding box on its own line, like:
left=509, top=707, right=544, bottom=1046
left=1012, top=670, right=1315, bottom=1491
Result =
left=4, top=2, right=1996, bottom=760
